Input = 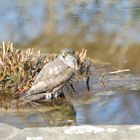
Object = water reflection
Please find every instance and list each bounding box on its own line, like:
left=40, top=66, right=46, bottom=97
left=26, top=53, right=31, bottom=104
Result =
left=0, top=104, right=76, bottom=128
left=75, top=90, right=140, bottom=125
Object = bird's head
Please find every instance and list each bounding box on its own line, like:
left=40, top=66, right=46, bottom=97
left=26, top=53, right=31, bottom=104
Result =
left=59, top=48, right=78, bottom=69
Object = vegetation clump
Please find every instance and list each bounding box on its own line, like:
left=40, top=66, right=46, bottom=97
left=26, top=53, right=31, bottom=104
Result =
left=0, top=42, right=49, bottom=101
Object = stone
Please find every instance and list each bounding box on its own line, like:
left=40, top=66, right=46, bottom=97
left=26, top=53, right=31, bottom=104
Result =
left=6, top=125, right=140, bottom=140
left=0, top=123, right=20, bottom=140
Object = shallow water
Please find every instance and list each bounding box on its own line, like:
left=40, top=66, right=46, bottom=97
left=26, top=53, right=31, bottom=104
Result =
left=0, top=104, right=76, bottom=128
left=75, top=90, right=140, bottom=125
left=1, top=86, right=140, bottom=128
left=73, top=65, right=140, bottom=125
left=0, top=66, right=140, bottom=128
left=0, top=111, right=49, bottom=128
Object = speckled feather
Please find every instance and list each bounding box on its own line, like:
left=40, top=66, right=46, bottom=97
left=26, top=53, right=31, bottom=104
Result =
left=22, top=55, right=76, bottom=99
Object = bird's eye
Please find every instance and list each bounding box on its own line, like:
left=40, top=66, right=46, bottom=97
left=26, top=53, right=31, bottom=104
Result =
left=68, top=51, right=74, bottom=55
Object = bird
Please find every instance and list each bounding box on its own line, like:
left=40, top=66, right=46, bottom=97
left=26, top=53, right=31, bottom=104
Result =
left=20, top=48, right=78, bottom=102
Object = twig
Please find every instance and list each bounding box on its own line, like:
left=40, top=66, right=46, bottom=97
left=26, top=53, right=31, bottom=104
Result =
left=109, top=69, right=130, bottom=74
left=99, top=72, right=106, bottom=82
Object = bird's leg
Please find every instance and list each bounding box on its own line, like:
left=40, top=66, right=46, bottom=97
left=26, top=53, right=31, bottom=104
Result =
left=58, top=92, right=66, bottom=98
left=70, top=83, right=76, bottom=93
left=86, top=76, right=90, bottom=91
left=85, top=62, right=91, bottom=91
left=66, top=83, right=76, bottom=95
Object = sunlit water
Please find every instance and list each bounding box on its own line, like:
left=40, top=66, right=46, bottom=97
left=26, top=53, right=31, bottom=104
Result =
left=0, top=0, right=140, bottom=128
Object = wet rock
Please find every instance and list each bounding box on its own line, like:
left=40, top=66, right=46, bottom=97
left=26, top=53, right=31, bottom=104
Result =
left=7, top=125, right=140, bottom=140
left=0, top=123, right=20, bottom=140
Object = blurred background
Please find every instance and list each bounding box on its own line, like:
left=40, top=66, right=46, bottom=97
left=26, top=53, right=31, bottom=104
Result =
left=0, top=0, right=140, bottom=73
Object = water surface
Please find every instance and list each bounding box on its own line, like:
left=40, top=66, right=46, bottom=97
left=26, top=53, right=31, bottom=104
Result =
left=75, top=90, right=140, bottom=125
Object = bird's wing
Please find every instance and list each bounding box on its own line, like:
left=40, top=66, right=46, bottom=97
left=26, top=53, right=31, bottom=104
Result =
left=33, top=57, right=68, bottom=84
left=24, top=58, right=74, bottom=96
